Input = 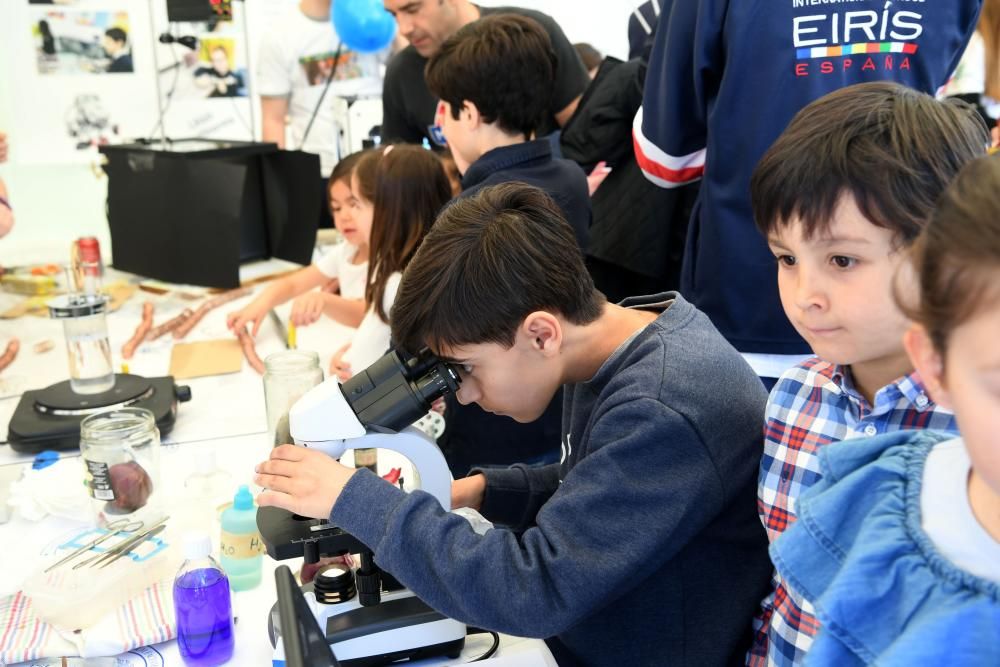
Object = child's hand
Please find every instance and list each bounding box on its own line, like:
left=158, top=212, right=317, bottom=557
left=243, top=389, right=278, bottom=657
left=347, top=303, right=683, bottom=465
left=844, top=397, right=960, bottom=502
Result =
left=329, top=342, right=352, bottom=381
left=227, top=300, right=268, bottom=337
left=587, top=161, right=612, bottom=196
left=290, top=292, right=326, bottom=327
left=451, top=474, right=486, bottom=510
left=255, top=444, right=359, bottom=519
left=0, top=196, right=12, bottom=239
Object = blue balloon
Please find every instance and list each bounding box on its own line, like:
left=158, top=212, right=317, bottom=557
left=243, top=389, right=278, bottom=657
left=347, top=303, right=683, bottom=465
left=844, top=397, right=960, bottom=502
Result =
left=333, top=0, right=397, bottom=54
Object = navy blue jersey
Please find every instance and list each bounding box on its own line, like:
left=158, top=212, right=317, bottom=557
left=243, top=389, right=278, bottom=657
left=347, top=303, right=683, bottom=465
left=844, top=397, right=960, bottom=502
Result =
left=635, top=0, right=982, bottom=354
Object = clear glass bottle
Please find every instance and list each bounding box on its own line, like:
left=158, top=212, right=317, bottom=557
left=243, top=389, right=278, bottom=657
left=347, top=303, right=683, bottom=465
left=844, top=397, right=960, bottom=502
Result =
left=263, top=350, right=323, bottom=447
left=79, top=407, right=160, bottom=527
left=49, top=292, right=114, bottom=394
left=173, top=532, right=234, bottom=667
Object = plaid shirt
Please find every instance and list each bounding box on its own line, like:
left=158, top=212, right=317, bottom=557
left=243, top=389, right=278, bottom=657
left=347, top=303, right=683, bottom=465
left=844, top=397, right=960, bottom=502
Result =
left=747, top=358, right=957, bottom=667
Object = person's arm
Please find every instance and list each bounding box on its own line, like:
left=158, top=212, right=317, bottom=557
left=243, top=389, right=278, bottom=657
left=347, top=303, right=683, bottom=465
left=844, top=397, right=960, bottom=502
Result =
left=289, top=291, right=366, bottom=328
left=256, top=398, right=723, bottom=636
left=634, top=0, right=723, bottom=189
left=256, top=28, right=292, bottom=147
left=0, top=176, right=12, bottom=239
left=261, top=96, right=289, bottom=148
left=554, top=96, right=581, bottom=128
left=227, top=264, right=329, bottom=335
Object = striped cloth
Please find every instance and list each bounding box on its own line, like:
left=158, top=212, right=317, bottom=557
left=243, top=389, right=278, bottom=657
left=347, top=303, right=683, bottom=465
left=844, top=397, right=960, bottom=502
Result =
left=748, top=357, right=958, bottom=666
left=0, top=577, right=174, bottom=664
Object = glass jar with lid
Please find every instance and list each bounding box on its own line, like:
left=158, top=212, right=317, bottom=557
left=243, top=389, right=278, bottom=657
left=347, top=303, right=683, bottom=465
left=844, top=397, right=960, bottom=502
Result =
left=263, top=350, right=324, bottom=447
left=80, top=407, right=161, bottom=526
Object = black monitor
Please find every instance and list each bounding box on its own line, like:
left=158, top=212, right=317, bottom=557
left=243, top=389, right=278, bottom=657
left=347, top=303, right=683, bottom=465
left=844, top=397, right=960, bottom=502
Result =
left=275, top=565, right=342, bottom=667
left=100, top=140, right=320, bottom=289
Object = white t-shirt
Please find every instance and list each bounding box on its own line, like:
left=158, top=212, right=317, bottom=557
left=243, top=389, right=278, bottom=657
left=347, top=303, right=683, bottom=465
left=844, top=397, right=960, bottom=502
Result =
left=256, top=8, right=384, bottom=175
left=921, top=437, right=1000, bottom=585
left=342, top=271, right=401, bottom=373
left=315, top=242, right=367, bottom=300
left=940, top=32, right=1000, bottom=119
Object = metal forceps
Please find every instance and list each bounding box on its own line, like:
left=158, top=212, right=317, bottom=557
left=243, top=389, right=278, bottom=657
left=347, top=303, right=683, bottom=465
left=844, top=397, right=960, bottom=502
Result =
left=44, top=518, right=144, bottom=573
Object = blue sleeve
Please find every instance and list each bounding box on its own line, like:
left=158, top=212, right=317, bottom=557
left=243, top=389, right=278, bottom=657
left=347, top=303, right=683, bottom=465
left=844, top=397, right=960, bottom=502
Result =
left=633, top=0, right=726, bottom=188
left=330, top=398, right=724, bottom=637
left=473, top=462, right=561, bottom=530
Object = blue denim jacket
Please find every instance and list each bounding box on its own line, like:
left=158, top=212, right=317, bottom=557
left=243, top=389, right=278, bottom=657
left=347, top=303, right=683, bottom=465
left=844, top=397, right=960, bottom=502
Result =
left=772, top=430, right=1000, bottom=666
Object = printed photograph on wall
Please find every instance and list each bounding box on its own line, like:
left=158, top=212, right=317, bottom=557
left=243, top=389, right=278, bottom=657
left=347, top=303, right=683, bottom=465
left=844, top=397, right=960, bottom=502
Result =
left=159, top=35, right=247, bottom=100
left=192, top=38, right=245, bottom=97
left=30, top=8, right=134, bottom=75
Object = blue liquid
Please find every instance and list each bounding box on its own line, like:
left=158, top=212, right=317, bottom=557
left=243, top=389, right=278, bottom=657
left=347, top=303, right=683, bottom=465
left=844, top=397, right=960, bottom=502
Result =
left=173, top=568, right=234, bottom=666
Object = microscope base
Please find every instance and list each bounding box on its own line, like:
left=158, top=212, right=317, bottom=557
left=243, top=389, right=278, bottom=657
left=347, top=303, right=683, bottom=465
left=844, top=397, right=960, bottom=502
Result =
left=270, top=587, right=466, bottom=666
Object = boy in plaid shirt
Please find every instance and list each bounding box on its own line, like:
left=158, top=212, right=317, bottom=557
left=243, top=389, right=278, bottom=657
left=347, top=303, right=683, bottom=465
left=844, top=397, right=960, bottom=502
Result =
left=745, top=82, right=989, bottom=666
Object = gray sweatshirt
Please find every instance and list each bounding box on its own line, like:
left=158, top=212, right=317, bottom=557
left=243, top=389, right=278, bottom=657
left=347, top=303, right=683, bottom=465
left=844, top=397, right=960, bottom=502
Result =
left=330, top=293, right=771, bottom=666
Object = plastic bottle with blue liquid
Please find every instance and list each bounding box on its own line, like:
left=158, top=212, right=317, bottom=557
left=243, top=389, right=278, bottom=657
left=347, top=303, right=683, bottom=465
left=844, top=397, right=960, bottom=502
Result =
left=220, top=485, right=263, bottom=591
left=173, top=532, right=234, bottom=667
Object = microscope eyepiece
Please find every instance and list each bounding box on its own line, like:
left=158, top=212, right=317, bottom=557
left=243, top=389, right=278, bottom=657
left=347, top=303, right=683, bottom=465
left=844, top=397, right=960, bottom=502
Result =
left=340, top=349, right=461, bottom=432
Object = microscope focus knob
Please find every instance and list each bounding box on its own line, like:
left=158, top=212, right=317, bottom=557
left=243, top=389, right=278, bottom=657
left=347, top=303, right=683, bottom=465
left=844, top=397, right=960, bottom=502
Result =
left=356, top=568, right=381, bottom=607
left=303, top=540, right=319, bottom=564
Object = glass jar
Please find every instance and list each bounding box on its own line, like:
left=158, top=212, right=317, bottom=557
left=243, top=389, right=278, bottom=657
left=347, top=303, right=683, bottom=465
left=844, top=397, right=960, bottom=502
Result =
left=80, top=407, right=161, bottom=527
left=48, top=293, right=115, bottom=394
left=263, top=350, right=323, bottom=447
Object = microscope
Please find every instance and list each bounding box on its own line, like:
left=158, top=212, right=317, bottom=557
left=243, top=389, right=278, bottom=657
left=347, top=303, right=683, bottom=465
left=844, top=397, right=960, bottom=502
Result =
left=258, top=349, right=468, bottom=666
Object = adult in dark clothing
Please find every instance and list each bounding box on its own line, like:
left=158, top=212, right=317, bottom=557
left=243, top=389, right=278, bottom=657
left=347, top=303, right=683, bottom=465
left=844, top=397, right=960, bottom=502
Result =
left=254, top=184, right=772, bottom=667
left=381, top=0, right=589, bottom=147
left=102, top=27, right=133, bottom=74
left=424, top=14, right=591, bottom=477
left=561, top=53, right=696, bottom=303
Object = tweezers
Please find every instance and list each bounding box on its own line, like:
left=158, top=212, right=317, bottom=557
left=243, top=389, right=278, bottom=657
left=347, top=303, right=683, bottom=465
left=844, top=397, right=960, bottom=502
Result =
left=44, top=518, right=143, bottom=573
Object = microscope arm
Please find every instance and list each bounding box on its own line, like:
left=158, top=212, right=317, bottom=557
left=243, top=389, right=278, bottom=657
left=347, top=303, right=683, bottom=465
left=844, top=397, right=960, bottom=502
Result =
left=344, top=428, right=451, bottom=510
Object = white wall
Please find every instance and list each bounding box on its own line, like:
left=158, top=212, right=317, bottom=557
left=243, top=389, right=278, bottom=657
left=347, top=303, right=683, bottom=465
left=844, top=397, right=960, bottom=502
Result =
left=0, top=0, right=634, bottom=259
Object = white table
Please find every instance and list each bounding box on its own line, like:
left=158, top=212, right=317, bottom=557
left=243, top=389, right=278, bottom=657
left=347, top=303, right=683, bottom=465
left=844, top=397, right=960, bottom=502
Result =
left=0, top=257, right=555, bottom=666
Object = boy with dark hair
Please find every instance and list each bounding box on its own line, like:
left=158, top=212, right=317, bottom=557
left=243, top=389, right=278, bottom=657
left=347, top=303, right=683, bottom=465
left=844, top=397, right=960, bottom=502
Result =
left=747, top=81, right=989, bottom=666
left=381, top=0, right=588, bottom=147
left=255, top=182, right=772, bottom=666
left=425, top=13, right=590, bottom=247
left=424, top=13, right=591, bottom=477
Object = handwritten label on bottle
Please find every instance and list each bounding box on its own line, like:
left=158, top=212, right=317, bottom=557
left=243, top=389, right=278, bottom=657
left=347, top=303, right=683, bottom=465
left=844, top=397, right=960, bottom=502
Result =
left=220, top=530, right=264, bottom=559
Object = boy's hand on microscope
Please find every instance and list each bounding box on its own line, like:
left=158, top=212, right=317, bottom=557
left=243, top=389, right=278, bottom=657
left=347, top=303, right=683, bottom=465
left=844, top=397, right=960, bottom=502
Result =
left=451, top=474, right=486, bottom=511
left=227, top=300, right=267, bottom=337
left=290, top=292, right=326, bottom=327
left=255, top=444, right=358, bottom=519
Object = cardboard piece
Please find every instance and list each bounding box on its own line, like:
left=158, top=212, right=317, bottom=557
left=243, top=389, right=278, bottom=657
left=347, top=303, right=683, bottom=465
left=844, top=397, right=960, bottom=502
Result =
left=169, top=339, right=243, bottom=379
